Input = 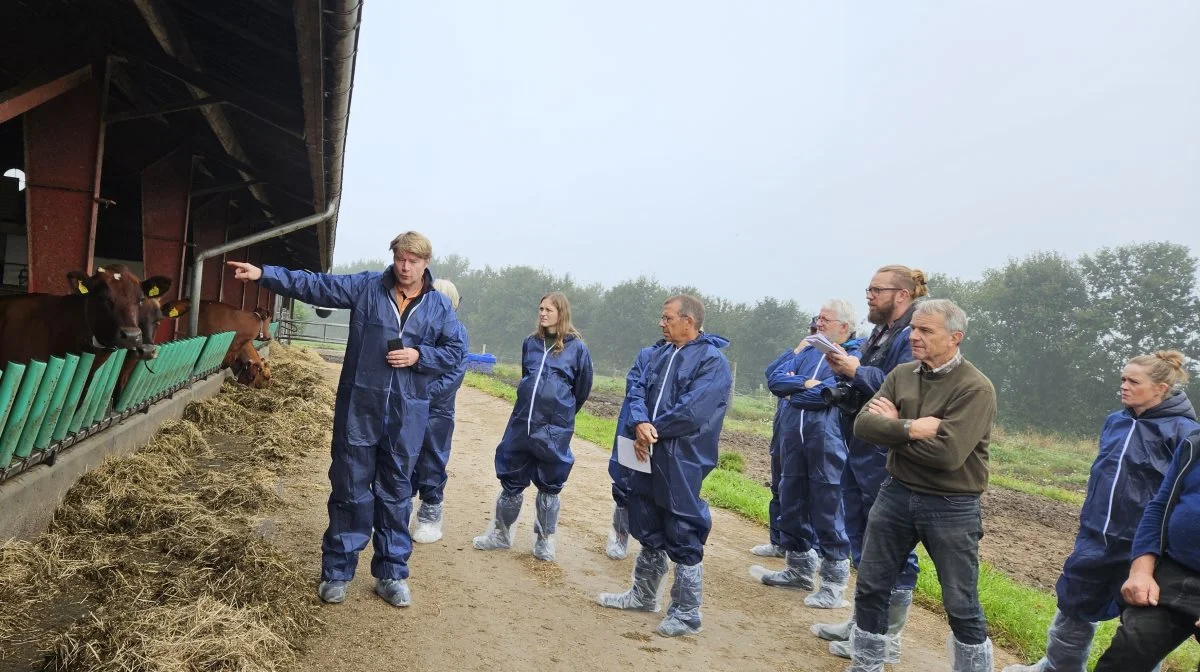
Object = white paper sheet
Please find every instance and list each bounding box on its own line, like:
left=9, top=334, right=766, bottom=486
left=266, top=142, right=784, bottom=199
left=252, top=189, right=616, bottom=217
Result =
left=616, top=435, right=652, bottom=473
left=803, top=333, right=843, bottom=355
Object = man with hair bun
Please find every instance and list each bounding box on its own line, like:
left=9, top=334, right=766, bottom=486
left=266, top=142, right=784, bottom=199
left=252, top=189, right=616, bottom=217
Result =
left=848, top=298, right=998, bottom=671
left=813, top=264, right=929, bottom=661
left=1006, top=351, right=1197, bottom=672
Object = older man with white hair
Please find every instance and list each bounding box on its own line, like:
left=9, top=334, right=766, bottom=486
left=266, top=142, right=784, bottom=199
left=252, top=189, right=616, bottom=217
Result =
left=750, top=299, right=864, bottom=609
left=846, top=299, right=998, bottom=672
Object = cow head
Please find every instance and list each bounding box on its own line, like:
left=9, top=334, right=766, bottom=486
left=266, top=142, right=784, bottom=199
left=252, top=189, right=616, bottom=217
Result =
left=66, top=266, right=173, bottom=354
left=233, top=347, right=272, bottom=388
left=134, top=296, right=191, bottom=360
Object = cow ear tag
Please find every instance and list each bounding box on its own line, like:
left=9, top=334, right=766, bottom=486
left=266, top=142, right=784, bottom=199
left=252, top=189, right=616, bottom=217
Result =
left=76, top=280, right=89, bottom=294
left=148, top=286, right=161, bottom=297
left=167, top=306, right=181, bottom=318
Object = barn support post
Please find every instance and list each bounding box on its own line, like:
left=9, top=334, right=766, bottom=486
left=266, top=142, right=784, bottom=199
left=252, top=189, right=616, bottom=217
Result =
left=187, top=198, right=338, bottom=337
left=23, top=59, right=109, bottom=293
left=141, top=147, right=193, bottom=341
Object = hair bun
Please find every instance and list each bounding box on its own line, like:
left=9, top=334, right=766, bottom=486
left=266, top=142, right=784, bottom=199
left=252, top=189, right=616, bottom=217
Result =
left=910, top=269, right=929, bottom=298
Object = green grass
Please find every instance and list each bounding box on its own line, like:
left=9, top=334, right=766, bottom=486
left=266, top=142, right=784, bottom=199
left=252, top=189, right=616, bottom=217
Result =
left=990, top=474, right=1086, bottom=507
left=717, top=451, right=745, bottom=473
left=462, top=371, right=1200, bottom=671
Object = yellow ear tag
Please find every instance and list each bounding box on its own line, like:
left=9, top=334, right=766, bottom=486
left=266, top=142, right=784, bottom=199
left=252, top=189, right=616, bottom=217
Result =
left=96, top=267, right=105, bottom=273
left=148, top=286, right=161, bottom=297
left=167, top=306, right=180, bottom=318
left=77, top=281, right=89, bottom=294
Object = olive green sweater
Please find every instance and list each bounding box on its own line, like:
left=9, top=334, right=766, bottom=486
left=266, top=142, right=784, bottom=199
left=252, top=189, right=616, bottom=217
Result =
left=853, top=355, right=996, bottom=496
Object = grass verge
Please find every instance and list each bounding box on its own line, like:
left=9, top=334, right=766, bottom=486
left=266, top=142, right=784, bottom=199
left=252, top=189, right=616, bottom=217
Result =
left=463, top=372, right=1199, bottom=671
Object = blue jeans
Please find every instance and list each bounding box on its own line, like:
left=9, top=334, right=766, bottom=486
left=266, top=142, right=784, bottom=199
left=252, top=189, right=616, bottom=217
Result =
left=854, top=477, right=988, bottom=644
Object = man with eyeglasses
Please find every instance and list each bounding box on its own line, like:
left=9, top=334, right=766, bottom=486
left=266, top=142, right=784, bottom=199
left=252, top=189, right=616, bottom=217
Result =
left=811, top=264, right=929, bottom=664
left=598, top=294, right=732, bottom=638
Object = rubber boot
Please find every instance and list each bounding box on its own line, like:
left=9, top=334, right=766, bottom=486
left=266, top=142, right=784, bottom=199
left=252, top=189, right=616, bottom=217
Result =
left=846, top=626, right=888, bottom=672
left=749, top=548, right=818, bottom=590
left=804, top=557, right=851, bottom=608
left=374, top=578, right=412, bottom=607
left=597, top=548, right=669, bottom=612
left=606, top=504, right=630, bottom=560
left=830, top=589, right=910, bottom=663
left=317, top=580, right=347, bottom=604
left=532, top=491, right=560, bottom=561
left=472, top=491, right=523, bottom=550
left=411, top=501, right=444, bottom=544
left=948, top=634, right=994, bottom=672
left=657, top=562, right=703, bottom=637
left=750, top=542, right=786, bottom=558
left=812, top=615, right=855, bottom=642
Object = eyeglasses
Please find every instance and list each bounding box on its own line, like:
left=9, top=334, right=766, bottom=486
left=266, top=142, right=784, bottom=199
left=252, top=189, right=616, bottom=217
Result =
left=816, top=316, right=843, bottom=324
left=865, top=286, right=903, bottom=297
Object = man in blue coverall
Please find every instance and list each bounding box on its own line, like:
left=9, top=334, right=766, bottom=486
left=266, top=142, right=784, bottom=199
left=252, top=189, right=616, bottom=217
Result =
left=228, top=231, right=467, bottom=608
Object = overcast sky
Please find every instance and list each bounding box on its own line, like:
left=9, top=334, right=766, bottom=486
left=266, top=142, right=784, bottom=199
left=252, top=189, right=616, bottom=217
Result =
left=335, top=1, right=1199, bottom=308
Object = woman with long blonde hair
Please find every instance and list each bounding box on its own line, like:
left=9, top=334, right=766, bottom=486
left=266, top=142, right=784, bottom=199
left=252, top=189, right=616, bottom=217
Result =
left=473, top=292, right=593, bottom=562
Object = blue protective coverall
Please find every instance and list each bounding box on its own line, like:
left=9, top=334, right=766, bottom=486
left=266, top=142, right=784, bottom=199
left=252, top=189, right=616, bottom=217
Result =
left=1056, top=391, right=1198, bottom=621
left=764, top=350, right=793, bottom=549
left=257, top=265, right=467, bottom=581
left=841, top=306, right=919, bottom=588
left=623, top=333, right=733, bottom=565
left=494, top=334, right=593, bottom=495
left=414, top=320, right=469, bottom=504
left=769, top=338, right=863, bottom=561
left=609, top=341, right=663, bottom=507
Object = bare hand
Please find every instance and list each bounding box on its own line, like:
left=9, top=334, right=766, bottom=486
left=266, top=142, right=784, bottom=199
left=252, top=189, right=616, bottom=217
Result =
left=804, top=379, right=821, bottom=389
left=386, top=347, right=420, bottom=368
left=826, top=351, right=859, bottom=378
left=908, top=417, right=941, bottom=440
left=866, top=397, right=900, bottom=419
left=1122, top=573, right=1160, bottom=607
left=634, top=439, right=650, bottom=462
left=226, top=261, right=262, bottom=282
left=635, top=422, right=658, bottom=446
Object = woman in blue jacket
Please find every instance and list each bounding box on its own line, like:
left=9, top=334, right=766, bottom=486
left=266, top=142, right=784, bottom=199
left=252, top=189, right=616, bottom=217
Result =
left=229, top=231, right=467, bottom=608
left=1004, top=351, right=1196, bottom=672
left=751, top=300, right=862, bottom=609
left=473, top=292, right=593, bottom=562
left=411, top=279, right=468, bottom=544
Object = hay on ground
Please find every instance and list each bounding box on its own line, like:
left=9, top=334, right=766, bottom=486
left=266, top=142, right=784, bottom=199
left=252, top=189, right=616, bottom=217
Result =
left=5, top=342, right=332, bottom=672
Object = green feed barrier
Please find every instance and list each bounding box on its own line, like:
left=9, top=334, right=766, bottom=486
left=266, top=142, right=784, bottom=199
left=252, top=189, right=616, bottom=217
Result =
left=0, top=362, right=29, bottom=469
left=269, top=322, right=279, bottom=338
left=34, top=354, right=80, bottom=452
left=51, top=352, right=95, bottom=443
left=14, top=356, right=66, bottom=460
left=0, top=360, right=48, bottom=467
left=0, top=332, right=237, bottom=476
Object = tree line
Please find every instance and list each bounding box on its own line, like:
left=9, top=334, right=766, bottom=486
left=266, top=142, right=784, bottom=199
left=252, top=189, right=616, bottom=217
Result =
left=323, top=242, right=1200, bottom=436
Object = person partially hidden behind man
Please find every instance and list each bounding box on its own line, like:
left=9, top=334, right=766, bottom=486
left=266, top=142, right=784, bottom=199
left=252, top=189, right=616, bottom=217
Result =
left=847, top=298, right=998, bottom=672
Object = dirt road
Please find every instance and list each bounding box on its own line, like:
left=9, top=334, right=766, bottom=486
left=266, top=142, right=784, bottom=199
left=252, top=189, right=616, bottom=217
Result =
left=266, top=364, right=1017, bottom=671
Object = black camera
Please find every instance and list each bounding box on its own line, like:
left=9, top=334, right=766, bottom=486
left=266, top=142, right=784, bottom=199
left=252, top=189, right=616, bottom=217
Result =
left=822, top=381, right=864, bottom=415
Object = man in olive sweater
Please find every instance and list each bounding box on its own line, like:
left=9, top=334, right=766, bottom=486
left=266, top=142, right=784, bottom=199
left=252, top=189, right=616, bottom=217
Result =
left=846, top=299, right=998, bottom=672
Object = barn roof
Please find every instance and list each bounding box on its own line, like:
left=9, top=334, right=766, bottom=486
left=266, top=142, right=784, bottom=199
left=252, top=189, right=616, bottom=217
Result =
left=0, top=0, right=361, bottom=272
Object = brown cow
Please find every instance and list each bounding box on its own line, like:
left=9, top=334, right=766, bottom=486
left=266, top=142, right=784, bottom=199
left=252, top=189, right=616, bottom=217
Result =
left=0, top=265, right=173, bottom=368
left=115, top=296, right=191, bottom=398
left=195, top=299, right=272, bottom=370
left=231, top=341, right=271, bottom=388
